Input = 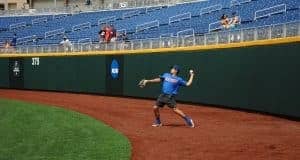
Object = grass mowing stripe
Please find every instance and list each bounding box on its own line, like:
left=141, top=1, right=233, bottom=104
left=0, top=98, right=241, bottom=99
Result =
left=0, top=98, right=131, bottom=160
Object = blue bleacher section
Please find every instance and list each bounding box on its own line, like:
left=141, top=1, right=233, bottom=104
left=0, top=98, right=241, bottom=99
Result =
left=0, top=0, right=299, bottom=46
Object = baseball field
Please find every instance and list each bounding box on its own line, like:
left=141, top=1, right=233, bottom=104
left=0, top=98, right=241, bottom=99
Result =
left=0, top=89, right=299, bottom=160
left=0, top=96, right=131, bottom=160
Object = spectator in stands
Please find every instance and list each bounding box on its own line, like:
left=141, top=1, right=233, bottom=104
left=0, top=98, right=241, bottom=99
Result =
left=4, top=40, right=11, bottom=53
left=104, top=25, right=112, bottom=43
left=120, top=33, right=129, bottom=42
left=98, top=26, right=106, bottom=43
left=74, top=5, right=82, bottom=13
left=229, top=12, right=240, bottom=28
left=65, top=0, right=69, bottom=7
left=11, top=34, right=17, bottom=48
left=120, top=33, right=129, bottom=49
left=221, top=14, right=229, bottom=29
left=86, top=0, right=91, bottom=5
left=60, top=36, right=73, bottom=52
left=111, top=25, right=117, bottom=42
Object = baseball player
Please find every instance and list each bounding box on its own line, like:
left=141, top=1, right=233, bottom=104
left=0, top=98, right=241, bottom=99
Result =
left=139, top=65, right=195, bottom=128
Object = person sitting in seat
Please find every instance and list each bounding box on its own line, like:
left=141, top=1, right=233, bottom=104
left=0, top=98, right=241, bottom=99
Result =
left=110, top=25, right=117, bottom=42
left=229, top=12, right=240, bottom=28
left=221, top=14, right=230, bottom=29
left=11, top=34, right=17, bottom=48
left=85, top=0, right=91, bottom=5
left=104, top=25, right=112, bottom=43
left=121, top=33, right=129, bottom=42
left=4, top=40, right=11, bottom=53
left=60, top=36, right=73, bottom=52
left=98, top=26, right=106, bottom=43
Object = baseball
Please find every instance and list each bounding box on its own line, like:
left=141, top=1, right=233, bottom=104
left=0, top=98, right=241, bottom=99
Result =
left=189, top=70, right=194, bottom=74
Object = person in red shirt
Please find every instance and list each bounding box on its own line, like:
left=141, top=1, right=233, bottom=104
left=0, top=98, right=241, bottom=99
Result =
left=105, top=25, right=112, bottom=43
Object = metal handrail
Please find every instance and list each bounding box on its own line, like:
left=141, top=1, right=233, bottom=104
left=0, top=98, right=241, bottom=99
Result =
left=169, top=12, right=192, bottom=24
left=9, top=22, right=26, bottom=30
left=98, top=16, right=116, bottom=25
left=45, top=28, right=65, bottom=39
left=254, top=4, right=287, bottom=20
left=32, top=17, right=48, bottom=25
left=136, top=20, right=159, bottom=32
left=230, top=0, right=251, bottom=7
left=72, top=22, right=91, bottom=32
left=200, top=4, right=222, bottom=15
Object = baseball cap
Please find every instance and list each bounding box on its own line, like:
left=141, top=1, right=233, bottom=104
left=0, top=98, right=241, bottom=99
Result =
left=172, top=65, right=181, bottom=72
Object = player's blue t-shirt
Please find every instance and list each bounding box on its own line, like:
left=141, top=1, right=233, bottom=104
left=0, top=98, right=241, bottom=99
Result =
left=160, top=73, right=187, bottom=95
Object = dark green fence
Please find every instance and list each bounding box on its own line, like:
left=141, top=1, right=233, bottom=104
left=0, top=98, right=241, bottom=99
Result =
left=0, top=42, right=299, bottom=118
left=0, top=59, right=9, bottom=88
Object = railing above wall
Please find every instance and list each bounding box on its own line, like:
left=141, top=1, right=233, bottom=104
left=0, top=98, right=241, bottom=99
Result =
left=1, top=21, right=299, bottom=54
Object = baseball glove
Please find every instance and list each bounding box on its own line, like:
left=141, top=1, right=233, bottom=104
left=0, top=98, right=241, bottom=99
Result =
left=138, top=79, right=147, bottom=88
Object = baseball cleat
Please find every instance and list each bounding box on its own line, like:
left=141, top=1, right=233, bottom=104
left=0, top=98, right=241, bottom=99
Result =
left=187, top=118, right=195, bottom=128
left=152, top=123, right=162, bottom=127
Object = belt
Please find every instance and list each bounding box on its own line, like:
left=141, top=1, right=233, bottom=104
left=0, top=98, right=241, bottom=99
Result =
left=161, top=93, right=175, bottom=98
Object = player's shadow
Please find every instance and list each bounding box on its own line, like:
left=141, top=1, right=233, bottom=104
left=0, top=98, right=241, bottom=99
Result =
left=163, top=124, right=186, bottom=128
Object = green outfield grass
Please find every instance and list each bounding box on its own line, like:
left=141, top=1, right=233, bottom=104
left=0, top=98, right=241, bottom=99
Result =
left=0, top=98, right=131, bottom=160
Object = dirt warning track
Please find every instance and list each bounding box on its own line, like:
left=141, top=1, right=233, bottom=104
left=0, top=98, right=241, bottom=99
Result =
left=0, top=89, right=299, bottom=160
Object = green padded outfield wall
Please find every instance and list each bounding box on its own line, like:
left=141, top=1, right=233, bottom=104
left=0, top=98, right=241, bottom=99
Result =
left=124, top=42, right=300, bottom=118
left=0, top=59, right=9, bottom=88
left=0, top=42, right=299, bottom=118
left=23, top=56, right=107, bottom=93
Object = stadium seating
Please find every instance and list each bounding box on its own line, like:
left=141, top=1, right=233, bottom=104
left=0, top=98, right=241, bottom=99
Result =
left=0, top=0, right=299, bottom=46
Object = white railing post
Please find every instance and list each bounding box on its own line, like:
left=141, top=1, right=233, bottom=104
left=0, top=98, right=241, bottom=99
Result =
left=131, top=42, right=134, bottom=50
left=193, top=36, right=196, bottom=46
left=282, top=23, right=287, bottom=38
left=298, top=22, right=300, bottom=36
left=228, top=32, right=231, bottom=43
left=240, top=29, right=244, bottom=42
left=254, top=28, right=258, bottom=40
left=140, top=41, right=143, bottom=49
left=150, top=40, right=153, bottom=49
left=268, top=26, right=272, bottom=39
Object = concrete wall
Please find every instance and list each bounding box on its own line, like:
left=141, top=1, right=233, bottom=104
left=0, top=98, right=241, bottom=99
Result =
left=0, top=0, right=27, bottom=10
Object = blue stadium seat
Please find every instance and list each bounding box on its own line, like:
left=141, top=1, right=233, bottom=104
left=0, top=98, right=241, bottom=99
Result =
left=0, top=0, right=299, bottom=46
